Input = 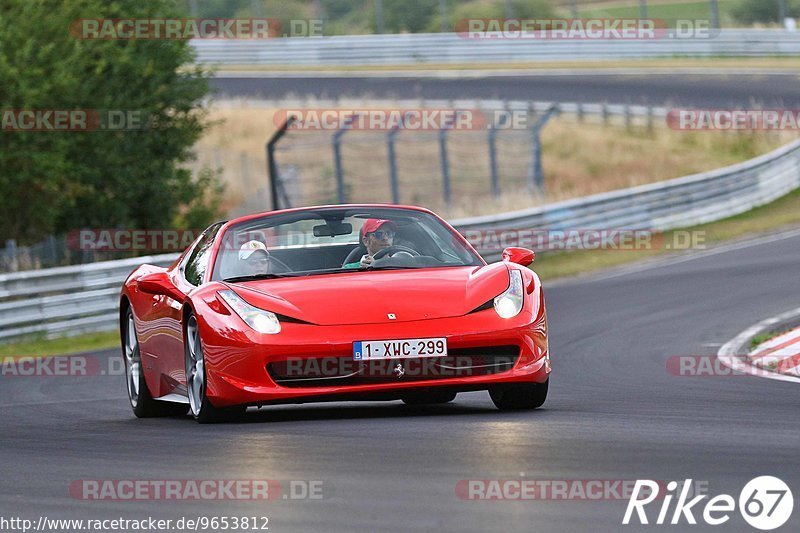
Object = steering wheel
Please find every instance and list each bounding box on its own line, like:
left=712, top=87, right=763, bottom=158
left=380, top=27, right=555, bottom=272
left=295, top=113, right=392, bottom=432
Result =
left=372, top=245, right=420, bottom=260
left=268, top=256, right=293, bottom=273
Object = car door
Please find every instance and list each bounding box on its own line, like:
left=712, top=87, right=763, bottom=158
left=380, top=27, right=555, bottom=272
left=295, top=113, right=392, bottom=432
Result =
left=138, top=223, right=223, bottom=397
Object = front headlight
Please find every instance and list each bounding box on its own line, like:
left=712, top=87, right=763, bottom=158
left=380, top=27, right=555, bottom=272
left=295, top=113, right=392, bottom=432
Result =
left=218, top=289, right=281, bottom=334
left=494, top=269, right=524, bottom=319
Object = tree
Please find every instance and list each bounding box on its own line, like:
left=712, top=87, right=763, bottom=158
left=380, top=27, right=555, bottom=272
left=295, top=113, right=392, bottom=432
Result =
left=0, top=0, right=219, bottom=244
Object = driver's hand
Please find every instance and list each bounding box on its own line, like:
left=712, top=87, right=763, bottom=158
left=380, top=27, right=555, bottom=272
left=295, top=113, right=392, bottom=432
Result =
left=359, top=255, right=374, bottom=267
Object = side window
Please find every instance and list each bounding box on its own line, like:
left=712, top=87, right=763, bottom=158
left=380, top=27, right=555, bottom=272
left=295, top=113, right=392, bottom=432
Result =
left=183, top=223, right=223, bottom=286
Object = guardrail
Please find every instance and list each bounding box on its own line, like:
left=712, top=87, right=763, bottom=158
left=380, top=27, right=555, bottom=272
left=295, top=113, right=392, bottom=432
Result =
left=0, top=255, right=177, bottom=342
left=192, top=30, right=800, bottom=66
left=1, top=137, right=798, bottom=343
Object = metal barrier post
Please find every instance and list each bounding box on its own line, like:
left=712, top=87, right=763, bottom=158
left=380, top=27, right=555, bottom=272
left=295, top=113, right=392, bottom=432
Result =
left=332, top=113, right=362, bottom=203
left=439, top=123, right=452, bottom=206
left=529, top=105, right=560, bottom=193
left=266, top=115, right=295, bottom=210
left=386, top=112, right=413, bottom=204
left=710, top=0, right=720, bottom=29
left=4, top=240, right=18, bottom=272
left=488, top=125, right=500, bottom=198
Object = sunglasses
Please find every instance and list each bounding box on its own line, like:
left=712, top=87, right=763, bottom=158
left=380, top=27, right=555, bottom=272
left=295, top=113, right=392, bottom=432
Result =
left=369, top=230, right=395, bottom=240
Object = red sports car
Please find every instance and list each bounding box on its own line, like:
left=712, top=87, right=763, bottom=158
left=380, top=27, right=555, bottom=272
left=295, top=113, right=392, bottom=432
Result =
left=120, top=205, right=550, bottom=423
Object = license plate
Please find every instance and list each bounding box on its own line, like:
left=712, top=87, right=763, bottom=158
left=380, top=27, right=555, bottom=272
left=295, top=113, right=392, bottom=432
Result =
left=353, top=337, right=447, bottom=360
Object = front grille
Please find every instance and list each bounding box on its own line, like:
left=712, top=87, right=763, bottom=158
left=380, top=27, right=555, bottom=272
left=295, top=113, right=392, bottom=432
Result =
left=267, top=345, right=519, bottom=388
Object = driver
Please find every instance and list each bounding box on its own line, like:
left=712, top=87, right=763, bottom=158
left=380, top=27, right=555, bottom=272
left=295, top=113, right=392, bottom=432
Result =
left=238, top=240, right=271, bottom=276
left=344, top=219, right=397, bottom=268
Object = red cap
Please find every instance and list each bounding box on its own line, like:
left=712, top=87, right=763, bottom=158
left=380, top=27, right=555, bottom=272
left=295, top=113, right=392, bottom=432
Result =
left=361, top=218, right=397, bottom=237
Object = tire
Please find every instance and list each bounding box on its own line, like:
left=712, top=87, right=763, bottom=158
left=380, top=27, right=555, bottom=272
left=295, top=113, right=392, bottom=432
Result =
left=185, top=313, right=246, bottom=424
left=401, top=390, right=457, bottom=405
left=122, top=307, right=188, bottom=418
left=489, top=379, right=548, bottom=410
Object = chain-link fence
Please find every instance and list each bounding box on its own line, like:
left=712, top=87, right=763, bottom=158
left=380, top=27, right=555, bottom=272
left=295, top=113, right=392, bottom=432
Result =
left=268, top=100, right=660, bottom=215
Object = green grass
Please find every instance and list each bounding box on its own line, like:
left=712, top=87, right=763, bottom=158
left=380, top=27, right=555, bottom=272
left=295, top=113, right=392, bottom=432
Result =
left=750, top=331, right=778, bottom=351
left=749, top=325, right=800, bottom=351
left=576, top=0, right=739, bottom=27
left=0, top=331, right=119, bottom=359
left=533, top=187, right=800, bottom=281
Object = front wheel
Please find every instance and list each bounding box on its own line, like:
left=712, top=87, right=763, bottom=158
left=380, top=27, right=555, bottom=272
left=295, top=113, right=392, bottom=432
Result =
left=185, top=313, right=245, bottom=424
left=489, top=379, right=548, bottom=410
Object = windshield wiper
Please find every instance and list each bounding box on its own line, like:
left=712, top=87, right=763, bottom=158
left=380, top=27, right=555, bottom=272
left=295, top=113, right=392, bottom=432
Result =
left=222, top=273, right=294, bottom=283
left=363, top=265, right=419, bottom=271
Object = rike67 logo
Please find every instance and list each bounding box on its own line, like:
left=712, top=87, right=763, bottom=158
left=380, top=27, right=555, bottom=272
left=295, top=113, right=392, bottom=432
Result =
left=624, top=477, right=793, bottom=530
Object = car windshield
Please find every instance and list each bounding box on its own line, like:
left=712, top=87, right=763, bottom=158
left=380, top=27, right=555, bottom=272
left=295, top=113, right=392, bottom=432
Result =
left=212, top=207, right=483, bottom=281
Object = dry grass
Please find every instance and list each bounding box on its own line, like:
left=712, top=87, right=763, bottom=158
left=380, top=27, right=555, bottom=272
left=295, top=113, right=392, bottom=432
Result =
left=194, top=100, right=794, bottom=218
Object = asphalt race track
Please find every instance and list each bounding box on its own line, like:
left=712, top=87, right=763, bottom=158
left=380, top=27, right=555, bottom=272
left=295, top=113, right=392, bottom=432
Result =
left=211, top=72, right=800, bottom=107
left=2, top=230, right=799, bottom=532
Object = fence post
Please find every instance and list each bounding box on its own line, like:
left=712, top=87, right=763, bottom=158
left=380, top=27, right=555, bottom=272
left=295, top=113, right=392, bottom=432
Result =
left=266, top=115, right=295, bottom=210
left=386, top=112, right=412, bottom=204
left=647, top=106, right=654, bottom=133
left=48, top=234, right=58, bottom=266
left=439, top=123, right=452, bottom=206
left=529, top=105, right=560, bottom=193
left=488, top=125, right=500, bottom=198
left=710, top=0, right=720, bottom=29
left=5, top=239, right=18, bottom=272
left=332, top=113, right=362, bottom=203
left=602, top=103, right=609, bottom=126
left=624, top=104, right=632, bottom=131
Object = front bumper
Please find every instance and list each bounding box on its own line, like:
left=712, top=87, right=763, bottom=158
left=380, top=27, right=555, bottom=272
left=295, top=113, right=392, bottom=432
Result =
left=200, top=308, right=550, bottom=408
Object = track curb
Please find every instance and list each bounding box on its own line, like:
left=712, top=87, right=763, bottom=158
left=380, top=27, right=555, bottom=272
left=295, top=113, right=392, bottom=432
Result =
left=718, top=306, right=800, bottom=384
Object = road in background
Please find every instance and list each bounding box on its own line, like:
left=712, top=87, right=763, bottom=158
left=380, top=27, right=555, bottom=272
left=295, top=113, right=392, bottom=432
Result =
left=2, top=232, right=799, bottom=532
left=211, top=73, right=800, bottom=107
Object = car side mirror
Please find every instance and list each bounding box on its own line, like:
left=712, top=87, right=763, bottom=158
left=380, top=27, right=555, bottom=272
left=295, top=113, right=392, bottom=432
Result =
left=502, top=247, right=535, bottom=267
left=137, top=271, right=184, bottom=302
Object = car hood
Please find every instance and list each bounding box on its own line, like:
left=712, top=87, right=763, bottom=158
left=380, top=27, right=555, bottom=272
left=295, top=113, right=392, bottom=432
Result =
left=228, top=264, right=509, bottom=326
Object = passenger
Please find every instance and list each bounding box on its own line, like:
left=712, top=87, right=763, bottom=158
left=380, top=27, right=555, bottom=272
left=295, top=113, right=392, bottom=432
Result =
left=238, top=240, right=271, bottom=276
